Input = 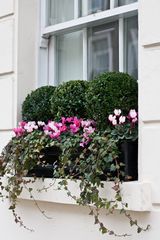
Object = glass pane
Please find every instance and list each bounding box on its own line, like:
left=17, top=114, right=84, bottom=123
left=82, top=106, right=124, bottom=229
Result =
left=80, top=0, right=110, bottom=17
left=125, top=16, right=138, bottom=79
left=88, top=22, right=119, bottom=80
left=118, top=0, right=137, bottom=6
left=56, top=31, right=83, bottom=84
left=48, top=0, right=74, bottom=25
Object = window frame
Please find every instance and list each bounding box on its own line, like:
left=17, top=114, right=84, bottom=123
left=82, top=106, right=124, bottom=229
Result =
left=39, top=0, right=138, bottom=86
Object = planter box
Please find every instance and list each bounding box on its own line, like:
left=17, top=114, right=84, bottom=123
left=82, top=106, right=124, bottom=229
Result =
left=27, top=146, right=61, bottom=178
left=120, top=140, right=138, bottom=181
left=18, top=178, right=151, bottom=212
left=27, top=141, right=138, bottom=181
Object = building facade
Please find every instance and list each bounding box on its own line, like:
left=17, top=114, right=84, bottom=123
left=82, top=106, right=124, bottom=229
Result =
left=0, top=0, right=160, bottom=239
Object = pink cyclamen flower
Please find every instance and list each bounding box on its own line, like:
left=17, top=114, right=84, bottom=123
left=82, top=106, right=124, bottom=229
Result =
left=114, top=109, right=121, bottom=116
left=61, top=117, right=66, bottom=124
left=132, top=117, right=138, bottom=123
left=66, top=117, right=74, bottom=123
left=70, top=124, right=80, bottom=133
left=83, top=126, right=95, bottom=135
left=54, top=122, right=63, bottom=128
left=119, top=116, right=126, bottom=124
left=49, top=131, right=61, bottom=139
left=18, top=121, right=26, bottom=128
left=13, top=127, right=25, bottom=137
left=80, top=142, right=85, bottom=148
left=59, top=125, right=67, bottom=133
left=73, top=117, right=81, bottom=127
left=129, top=109, right=137, bottom=119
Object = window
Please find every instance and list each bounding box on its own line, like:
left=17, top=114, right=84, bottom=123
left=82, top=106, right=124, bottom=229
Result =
left=56, top=31, right=83, bottom=83
left=118, top=0, right=137, bottom=6
left=40, top=0, right=138, bottom=85
left=124, top=16, right=138, bottom=79
left=80, top=0, right=110, bottom=16
left=48, top=0, right=75, bottom=25
left=88, top=22, right=119, bottom=79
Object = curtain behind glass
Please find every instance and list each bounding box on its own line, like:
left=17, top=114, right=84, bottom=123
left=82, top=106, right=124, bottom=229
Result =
left=125, top=16, right=138, bottom=79
left=88, top=22, right=119, bottom=80
left=80, top=0, right=110, bottom=17
left=118, top=0, right=137, bottom=6
left=48, top=0, right=74, bottom=25
left=56, top=31, right=83, bottom=83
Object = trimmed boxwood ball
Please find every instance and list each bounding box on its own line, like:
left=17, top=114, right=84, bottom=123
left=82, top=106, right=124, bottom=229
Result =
left=51, top=80, right=89, bottom=119
left=85, top=72, right=138, bottom=129
left=22, top=86, right=56, bottom=122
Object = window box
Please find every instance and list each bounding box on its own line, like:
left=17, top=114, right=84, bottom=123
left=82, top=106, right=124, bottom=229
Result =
left=19, top=178, right=151, bottom=212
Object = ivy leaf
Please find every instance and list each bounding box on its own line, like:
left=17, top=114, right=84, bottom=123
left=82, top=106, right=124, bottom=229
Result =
left=137, top=227, right=142, bottom=233
left=94, top=216, right=99, bottom=224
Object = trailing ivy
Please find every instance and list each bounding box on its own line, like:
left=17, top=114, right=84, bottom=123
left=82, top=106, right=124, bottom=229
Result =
left=0, top=118, right=150, bottom=236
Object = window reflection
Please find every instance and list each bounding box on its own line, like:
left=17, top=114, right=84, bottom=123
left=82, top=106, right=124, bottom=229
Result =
left=88, top=22, right=119, bottom=79
left=125, top=16, right=138, bottom=79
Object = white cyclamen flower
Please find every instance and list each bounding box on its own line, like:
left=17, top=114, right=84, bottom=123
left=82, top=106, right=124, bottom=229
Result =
left=24, top=121, right=38, bottom=132
left=112, top=119, right=117, bottom=126
left=119, top=116, right=126, bottom=124
left=108, top=114, right=116, bottom=122
left=48, top=122, right=59, bottom=132
left=37, top=121, right=45, bottom=126
left=114, top=109, right=121, bottom=116
left=129, top=109, right=137, bottom=119
left=81, top=120, right=92, bottom=127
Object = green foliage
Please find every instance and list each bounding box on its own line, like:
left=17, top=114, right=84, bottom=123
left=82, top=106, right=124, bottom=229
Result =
left=1, top=131, right=55, bottom=176
left=0, top=124, right=149, bottom=236
left=111, top=123, right=138, bottom=141
left=22, top=86, right=56, bottom=122
left=51, top=80, right=89, bottom=119
left=85, top=72, right=138, bottom=129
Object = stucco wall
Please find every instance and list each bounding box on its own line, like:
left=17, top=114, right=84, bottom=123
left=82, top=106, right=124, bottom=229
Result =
left=1, top=0, right=160, bottom=239
left=0, top=0, right=15, bottom=151
left=139, top=0, right=160, bottom=204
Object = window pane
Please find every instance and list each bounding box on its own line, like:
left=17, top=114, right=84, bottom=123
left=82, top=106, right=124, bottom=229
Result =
left=124, top=16, right=138, bottom=79
left=80, top=0, right=110, bottom=17
left=88, top=22, right=119, bottom=80
left=48, top=0, right=74, bottom=25
left=56, top=31, right=83, bottom=84
left=118, top=0, right=137, bottom=6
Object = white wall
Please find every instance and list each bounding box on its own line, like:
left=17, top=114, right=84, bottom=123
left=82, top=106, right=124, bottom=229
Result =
left=139, top=0, right=160, bottom=204
left=16, top=0, right=39, bottom=122
left=1, top=0, right=160, bottom=239
left=0, top=0, right=15, bottom=151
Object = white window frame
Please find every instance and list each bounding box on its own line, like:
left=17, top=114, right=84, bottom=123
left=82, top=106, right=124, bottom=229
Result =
left=39, top=0, right=138, bottom=86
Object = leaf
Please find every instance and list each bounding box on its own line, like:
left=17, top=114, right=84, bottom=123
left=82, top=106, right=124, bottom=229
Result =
left=137, top=227, right=142, bottom=233
left=28, top=188, right=33, bottom=192
left=94, top=216, right=99, bottom=224
left=101, top=227, right=107, bottom=234
left=110, top=164, right=116, bottom=172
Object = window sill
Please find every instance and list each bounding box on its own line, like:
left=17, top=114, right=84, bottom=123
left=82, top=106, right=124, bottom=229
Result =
left=19, top=178, right=151, bottom=212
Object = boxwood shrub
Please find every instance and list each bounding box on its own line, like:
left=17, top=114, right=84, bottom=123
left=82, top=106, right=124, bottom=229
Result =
left=51, top=80, right=89, bottom=119
left=22, top=86, right=56, bottom=122
left=85, top=72, right=138, bottom=129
